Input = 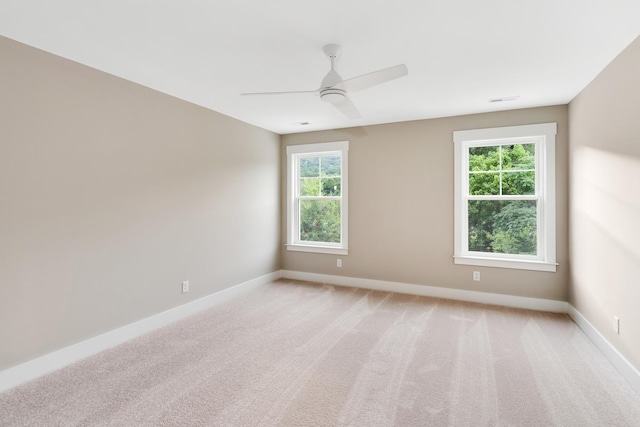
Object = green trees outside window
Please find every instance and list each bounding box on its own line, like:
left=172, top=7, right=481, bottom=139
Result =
left=468, top=144, right=537, bottom=255
left=299, top=155, right=342, bottom=243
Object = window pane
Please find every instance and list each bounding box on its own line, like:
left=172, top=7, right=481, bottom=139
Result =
left=468, top=200, right=537, bottom=255
left=469, top=146, right=500, bottom=171
left=469, top=172, right=500, bottom=195
left=502, top=144, right=535, bottom=171
left=320, top=156, right=341, bottom=176
left=300, top=157, right=319, bottom=177
left=502, top=171, right=535, bottom=195
left=321, top=177, right=341, bottom=196
left=300, top=177, right=320, bottom=196
left=300, top=199, right=341, bottom=243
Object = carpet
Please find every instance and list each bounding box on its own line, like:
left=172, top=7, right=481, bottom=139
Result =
left=1, top=279, right=639, bottom=426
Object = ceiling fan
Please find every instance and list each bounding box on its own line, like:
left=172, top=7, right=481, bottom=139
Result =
left=241, top=44, right=408, bottom=119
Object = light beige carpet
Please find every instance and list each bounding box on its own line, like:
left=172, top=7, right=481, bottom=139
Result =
left=1, top=279, right=639, bottom=426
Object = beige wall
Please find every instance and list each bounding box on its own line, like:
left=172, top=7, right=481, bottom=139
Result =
left=282, top=105, right=569, bottom=301
left=569, top=36, right=640, bottom=371
left=0, top=37, right=281, bottom=370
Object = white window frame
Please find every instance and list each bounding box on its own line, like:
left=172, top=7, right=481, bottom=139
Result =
left=453, top=123, right=557, bottom=272
left=286, top=141, right=349, bottom=255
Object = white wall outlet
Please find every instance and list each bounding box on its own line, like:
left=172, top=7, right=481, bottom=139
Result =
left=182, top=280, right=189, bottom=293
left=473, top=271, right=480, bottom=281
left=337, top=259, right=342, bottom=268
left=613, top=316, right=619, bottom=334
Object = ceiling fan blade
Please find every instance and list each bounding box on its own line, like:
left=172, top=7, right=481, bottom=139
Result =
left=332, top=96, right=362, bottom=119
left=339, top=64, right=408, bottom=92
left=241, top=89, right=319, bottom=96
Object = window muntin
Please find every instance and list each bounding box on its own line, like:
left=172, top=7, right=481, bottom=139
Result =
left=287, top=141, right=348, bottom=255
left=468, top=143, right=536, bottom=196
left=453, top=123, right=556, bottom=272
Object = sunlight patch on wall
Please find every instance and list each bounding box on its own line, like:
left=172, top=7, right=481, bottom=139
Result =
left=573, top=146, right=640, bottom=263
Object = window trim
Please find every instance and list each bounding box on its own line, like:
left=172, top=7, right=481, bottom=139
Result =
left=453, top=123, right=557, bottom=272
left=286, top=141, right=349, bottom=255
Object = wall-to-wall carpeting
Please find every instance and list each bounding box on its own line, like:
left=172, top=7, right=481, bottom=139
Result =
left=1, top=280, right=639, bottom=426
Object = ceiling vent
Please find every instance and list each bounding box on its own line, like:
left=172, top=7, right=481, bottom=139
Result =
left=489, top=95, right=520, bottom=103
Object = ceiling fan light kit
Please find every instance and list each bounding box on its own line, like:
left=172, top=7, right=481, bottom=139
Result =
left=241, top=44, right=408, bottom=119
left=320, top=88, right=346, bottom=103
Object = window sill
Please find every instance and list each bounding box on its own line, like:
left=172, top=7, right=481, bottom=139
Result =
left=286, top=244, right=348, bottom=256
left=454, top=255, right=557, bottom=272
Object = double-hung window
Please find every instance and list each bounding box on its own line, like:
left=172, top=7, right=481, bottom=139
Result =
left=286, top=141, right=348, bottom=255
left=453, top=123, right=557, bottom=272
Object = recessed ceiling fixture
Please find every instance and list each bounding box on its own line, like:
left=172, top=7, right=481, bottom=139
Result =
left=242, top=44, right=408, bottom=120
left=489, top=95, right=520, bottom=103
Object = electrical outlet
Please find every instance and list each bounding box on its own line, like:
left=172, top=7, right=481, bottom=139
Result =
left=182, top=281, right=189, bottom=293
left=337, top=259, right=342, bottom=268
left=473, top=271, right=480, bottom=281
left=613, top=316, right=619, bottom=334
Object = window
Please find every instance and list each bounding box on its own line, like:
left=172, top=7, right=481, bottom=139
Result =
left=286, top=141, right=348, bottom=255
left=453, top=123, right=557, bottom=272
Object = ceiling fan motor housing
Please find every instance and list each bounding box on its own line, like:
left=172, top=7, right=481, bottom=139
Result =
left=320, top=88, right=346, bottom=103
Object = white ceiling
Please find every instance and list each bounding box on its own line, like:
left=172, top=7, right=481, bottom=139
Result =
left=1, top=1, right=639, bottom=134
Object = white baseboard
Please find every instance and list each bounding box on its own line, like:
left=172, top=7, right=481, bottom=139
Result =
left=567, top=305, right=640, bottom=395
left=0, top=270, right=281, bottom=394
left=281, top=270, right=568, bottom=313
